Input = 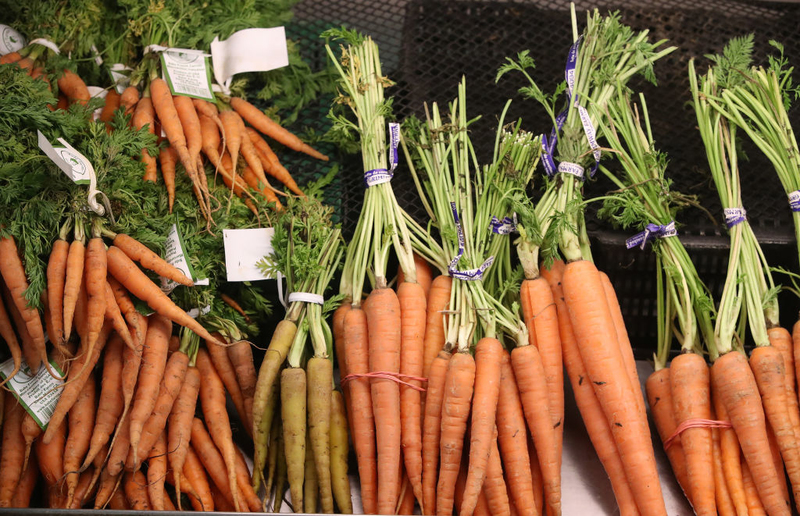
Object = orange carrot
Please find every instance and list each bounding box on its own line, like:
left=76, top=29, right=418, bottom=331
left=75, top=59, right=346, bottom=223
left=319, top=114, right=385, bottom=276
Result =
left=741, top=457, right=767, bottom=516
left=0, top=51, right=21, bottom=64
left=124, top=470, right=151, bottom=510
left=483, top=431, right=511, bottom=516
left=10, top=457, right=38, bottom=508
left=461, top=338, right=502, bottom=516
left=184, top=446, right=215, bottom=512
left=231, top=97, right=328, bottom=160
left=62, top=235, right=85, bottom=344
left=106, top=246, right=222, bottom=345
left=107, top=276, right=145, bottom=346
left=104, top=282, right=135, bottom=350
left=497, top=350, right=536, bottom=516
left=83, top=333, right=125, bottom=469
left=159, top=146, right=178, bottom=212
left=47, top=234, right=69, bottom=347
left=528, top=436, right=544, bottom=516
left=563, top=259, right=666, bottom=516
left=129, top=314, right=172, bottom=467
left=112, top=233, right=193, bottom=287
left=235, top=447, right=263, bottom=512
left=189, top=417, right=238, bottom=509
left=246, top=127, right=305, bottom=196
left=98, top=470, right=125, bottom=509
left=36, top=406, right=66, bottom=488
left=131, top=97, right=157, bottom=181
left=57, top=69, right=90, bottom=106
left=397, top=254, right=433, bottom=298
left=2, top=284, right=38, bottom=377
left=120, top=86, right=139, bottom=116
left=422, top=349, right=450, bottom=516
left=56, top=94, right=68, bottom=110
left=20, top=414, right=41, bottom=476
left=0, top=394, right=25, bottom=507
left=0, top=236, right=48, bottom=375
left=169, top=365, right=201, bottom=510
left=712, top=424, right=736, bottom=516
left=206, top=333, right=248, bottom=428
left=220, top=110, right=243, bottom=173
left=147, top=432, right=168, bottom=511
left=0, top=283, right=21, bottom=387
left=227, top=339, right=257, bottom=431
left=173, top=95, right=202, bottom=175
left=712, top=351, right=789, bottom=516
left=422, top=276, right=452, bottom=384
left=713, top=385, right=747, bottom=516
left=344, top=305, right=377, bottom=514
left=107, top=410, right=132, bottom=477
left=99, top=88, right=121, bottom=128
left=671, top=352, right=715, bottom=515
left=196, top=349, right=241, bottom=511
left=241, top=165, right=283, bottom=209
left=437, top=351, right=475, bottom=516
left=64, top=371, right=97, bottom=505
left=769, top=327, right=800, bottom=450
left=82, top=235, right=108, bottom=362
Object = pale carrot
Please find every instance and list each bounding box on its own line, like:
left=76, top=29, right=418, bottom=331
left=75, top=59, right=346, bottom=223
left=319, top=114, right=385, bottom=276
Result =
left=281, top=366, right=307, bottom=512
left=308, top=357, right=335, bottom=513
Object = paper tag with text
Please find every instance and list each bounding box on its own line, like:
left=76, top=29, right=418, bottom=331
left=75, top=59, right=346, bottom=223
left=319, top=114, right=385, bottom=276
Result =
left=223, top=228, right=275, bottom=282
left=0, top=25, right=25, bottom=55
left=161, top=49, right=214, bottom=101
left=160, top=222, right=209, bottom=294
left=108, top=63, right=132, bottom=94
left=0, top=356, right=64, bottom=429
left=87, top=86, right=108, bottom=121
left=211, top=28, right=289, bottom=88
left=37, top=130, right=93, bottom=185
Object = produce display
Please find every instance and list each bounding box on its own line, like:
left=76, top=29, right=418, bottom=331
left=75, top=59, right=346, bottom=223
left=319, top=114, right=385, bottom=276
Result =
left=2, top=0, right=800, bottom=515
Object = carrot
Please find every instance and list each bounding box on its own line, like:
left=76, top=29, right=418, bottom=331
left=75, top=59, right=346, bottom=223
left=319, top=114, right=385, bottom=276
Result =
left=173, top=95, right=202, bottom=176
left=397, top=255, right=433, bottom=297
left=241, top=165, right=283, bottom=209
left=562, top=259, right=666, bottom=516
left=741, top=457, right=767, bottom=516
left=460, top=338, right=502, bottom=516
left=196, top=348, right=241, bottom=511
left=47, top=233, right=69, bottom=347
left=150, top=79, right=193, bottom=174
left=333, top=302, right=351, bottom=419
left=0, top=236, right=48, bottom=375
left=265, top=416, right=281, bottom=502
left=112, top=233, right=193, bottom=287
left=239, top=116, right=270, bottom=185
left=646, top=367, right=691, bottom=502
left=398, top=474, right=416, bottom=515
left=308, top=356, right=335, bottom=513
left=189, top=417, right=238, bottom=509
left=712, top=350, right=790, bottom=515
left=712, top=423, right=736, bottom=516
left=104, top=282, right=135, bottom=351
left=192, top=98, right=220, bottom=119
left=21, top=413, right=41, bottom=476
left=107, top=410, right=132, bottom=477
left=129, top=314, right=171, bottom=467
left=331, top=389, right=353, bottom=513
left=305, top=432, right=319, bottom=513
left=81, top=234, right=108, bottom=366
left=496, top=350, right=536, bottom=516
left=10, top=457, right=38, bottom=508
left=274, top=427, right=288, bottom=513
left=106, top=247, right=221, bottom=345
left=0, top=282, right=21, bottom=387
left=0, top=51, right=21, bottom=64
left=184, top=446, right=215, bottom=512
left=199, top=113, right=224, bottom=169
left=159, top=146, right=178, bottom=212
left=206, top=333, right=248, bottom=428
left=99, top=88, right=121, bottom=128
left=97, top=470, right=124, bottom=509
left=246, top=127, right=306, bottom=196
left=483, top=431, right=511, bottom=516
left=528, top=438, right=545, bottom=516
left=132, top=97, right=157, bottom=181
left=57, top=69, right=90, bottom=106
left=147, top=431, right=168, bottom=511
left=128, top=345, right=188, bottom=469
left=68, top=467, right=96, bottom=509
left=2, top=284, right=39, bottom=376
left=422, top=349, right=450, bottom=516
left=43, top=320, right=113, bottom=444
left=0, top=394, right=25, bottom=507
left=227, top=339, right=257, bottom=430
left=36, top=407, right=66, bottom=488
left=234, top=447, right=263, bottom=512
left=120, top=86, right=139, bottom=116
left=220, top=110, right=243, bottom=173
left=252, top=319, right=297, bottom=491
left=454, top=456, right=469, bottom=515
left=713, top=385, right=747, bottom=516
left=62, top=234, right=85, bottom=344
left=168, top=365, right=201, bottom=511
left=56, top=94, right=68, bottom=110
left=520, top=277, right=564, bottom=454
left=397, top=281, right=426, bottom=508
left=281, top=366, right=307, bottom=512
left=124, top=470, right=151, bottom=510
left=64, top=371, right=97, bottom=505
left=107, top=276, right=145, bottom=346
left=422, top=276, right=452, bottom=384
left=436, top=351, right=475, bottom=516
left=231, top=97, right=328, bottom=160
left=768, top=327, right=800, bottom=448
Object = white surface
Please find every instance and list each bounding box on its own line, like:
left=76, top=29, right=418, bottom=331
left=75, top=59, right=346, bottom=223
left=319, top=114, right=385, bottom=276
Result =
left=211, top=28, right=289, bottom=88
left=223, top=228, right=275, bottom=282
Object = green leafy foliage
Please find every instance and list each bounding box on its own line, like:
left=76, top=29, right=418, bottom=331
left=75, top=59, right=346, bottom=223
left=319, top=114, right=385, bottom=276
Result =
left=705, top=34, right=755, bottom=89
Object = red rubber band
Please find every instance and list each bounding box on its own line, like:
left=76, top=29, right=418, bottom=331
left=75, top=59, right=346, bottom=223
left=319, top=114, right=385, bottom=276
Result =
left=663, top=418, right=732, bottom=450
left=341, top=371, right=427, bottom=392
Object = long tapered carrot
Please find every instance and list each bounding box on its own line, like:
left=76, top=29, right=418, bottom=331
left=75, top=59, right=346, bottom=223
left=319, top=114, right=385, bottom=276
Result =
left=227, top=339, right=257, bottom=431
left=106, top=247, right=221, bottom=345
left=99, top=88, right=121, bottom=128
left=94, top=469, right=121, bottom=509
left=483, top=431, right=511, bottom=516
left=169, top=365, right=201, bottom=511
left=220, top=110, right=243, bottom=174
left=247, top=128, right=305, bottom=197
left=768, top=327, right=800, bottom=469
left=241, top=165, right=283, bottom=209
left=0, top=236, right=48, bottom=375
left=107, top=410, right=132, bottom=477
left=184, top=446, right=215, bottom=512
left=281, top=366, right=307, bottom=512
left=741, top=457, right=767, bottom=516
left=104, top=282, right=135, bottom=351
left=132, top=97, right=157, bottom=181
left=713, top=351, right=790, bottom=515
left=671, top=352, right=716, bottom=515
left=0, top=283, right=21, bottom=386
left=36, top=407, right=67, bottom=487
left=47, top=235, right=69, bottom=347
left=57, top=69, right=90, bottom=106
left=422, top=277, right=452, bottom=388
left=461, top=338, right=502, bottom=516
left=422, top=349, right=450, bottom=515
left=231, top=97, right=328, bottom=160
left=0, top=394, right=25, bottom=507
left=437, top=351, right=476, bottom=516
left=62, top=236, right=85, bottom=344
left=712, top=424, right=737, bottom=516
left=112, top=233, right=193, bottom=287
left=750, top=345, right=800, bottom=512
left=646, top=367, right=691, bottom=503
left=239, top=115, right=271, bottom=186
left=64, top=372, right=97, bottom=505
left=159, top=146, right=178, bottom=212
left=563, top=259, right=666, bottom=516
left=196, top=349, right=241, bottom=511
left=10, top=457, right=38, bottom=509
left=150, top=79, right=194, bottom=176
left=20, top=413, right=41, bottom=475
left=206, top=334, right=247, bottom=428
left=120, top=86, right=139, bottom=116
left=497, top=350, right=536, bottom=516
left=398, top=281, right=426, bottom=508
left=365, top=287, right=402, bottom=514
left=308, top=357, right=335, bottom=513
left=712, top=385, right=747, bottom=516
left=343, top=306, right=377, bottom=514
left=2, top=284, right=39, bottom=377
left=147, top=431, right=168, bottom=511
left=107, top=276, right=144, bottom=346
left=331, top=389, right=353, bottom=513
left=234, top=447, right=263, bottom=512
left=173, top=95, right=202, bottom=174
left=189, top=417, right=238, bottom=509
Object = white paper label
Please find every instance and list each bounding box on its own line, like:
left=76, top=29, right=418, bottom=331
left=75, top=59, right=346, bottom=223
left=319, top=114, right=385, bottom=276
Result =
left=223, top=228, right=275, bottom=282
left=186, top=305, right=212, bottom=319
left=87, top=86, right=108, bottom=121
left=0, top=25, right=25, bottom=55
left=37, top=130, right=94, bottom=185
left=108, top=63, right=132, bottom=94
left=210, top=28, right=289, bottom=88
left=0, top=356, right=64, bottom=429
left=161, top=49, right=214, bottom=101
left=160, top=223, right=209, bottom=294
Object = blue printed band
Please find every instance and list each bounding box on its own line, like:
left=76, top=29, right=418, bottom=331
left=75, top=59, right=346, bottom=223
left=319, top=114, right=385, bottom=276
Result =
left=626, top=221, right=677, bottom=250
left=789, top=191, right=800, bottom=212
left=448, top=202, right=494, bottom=280
left=724, top=208, right=747, bottom=229
left=490, top=214, right=517, bottom=235
left=364, top=122, right=401, bottom=187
